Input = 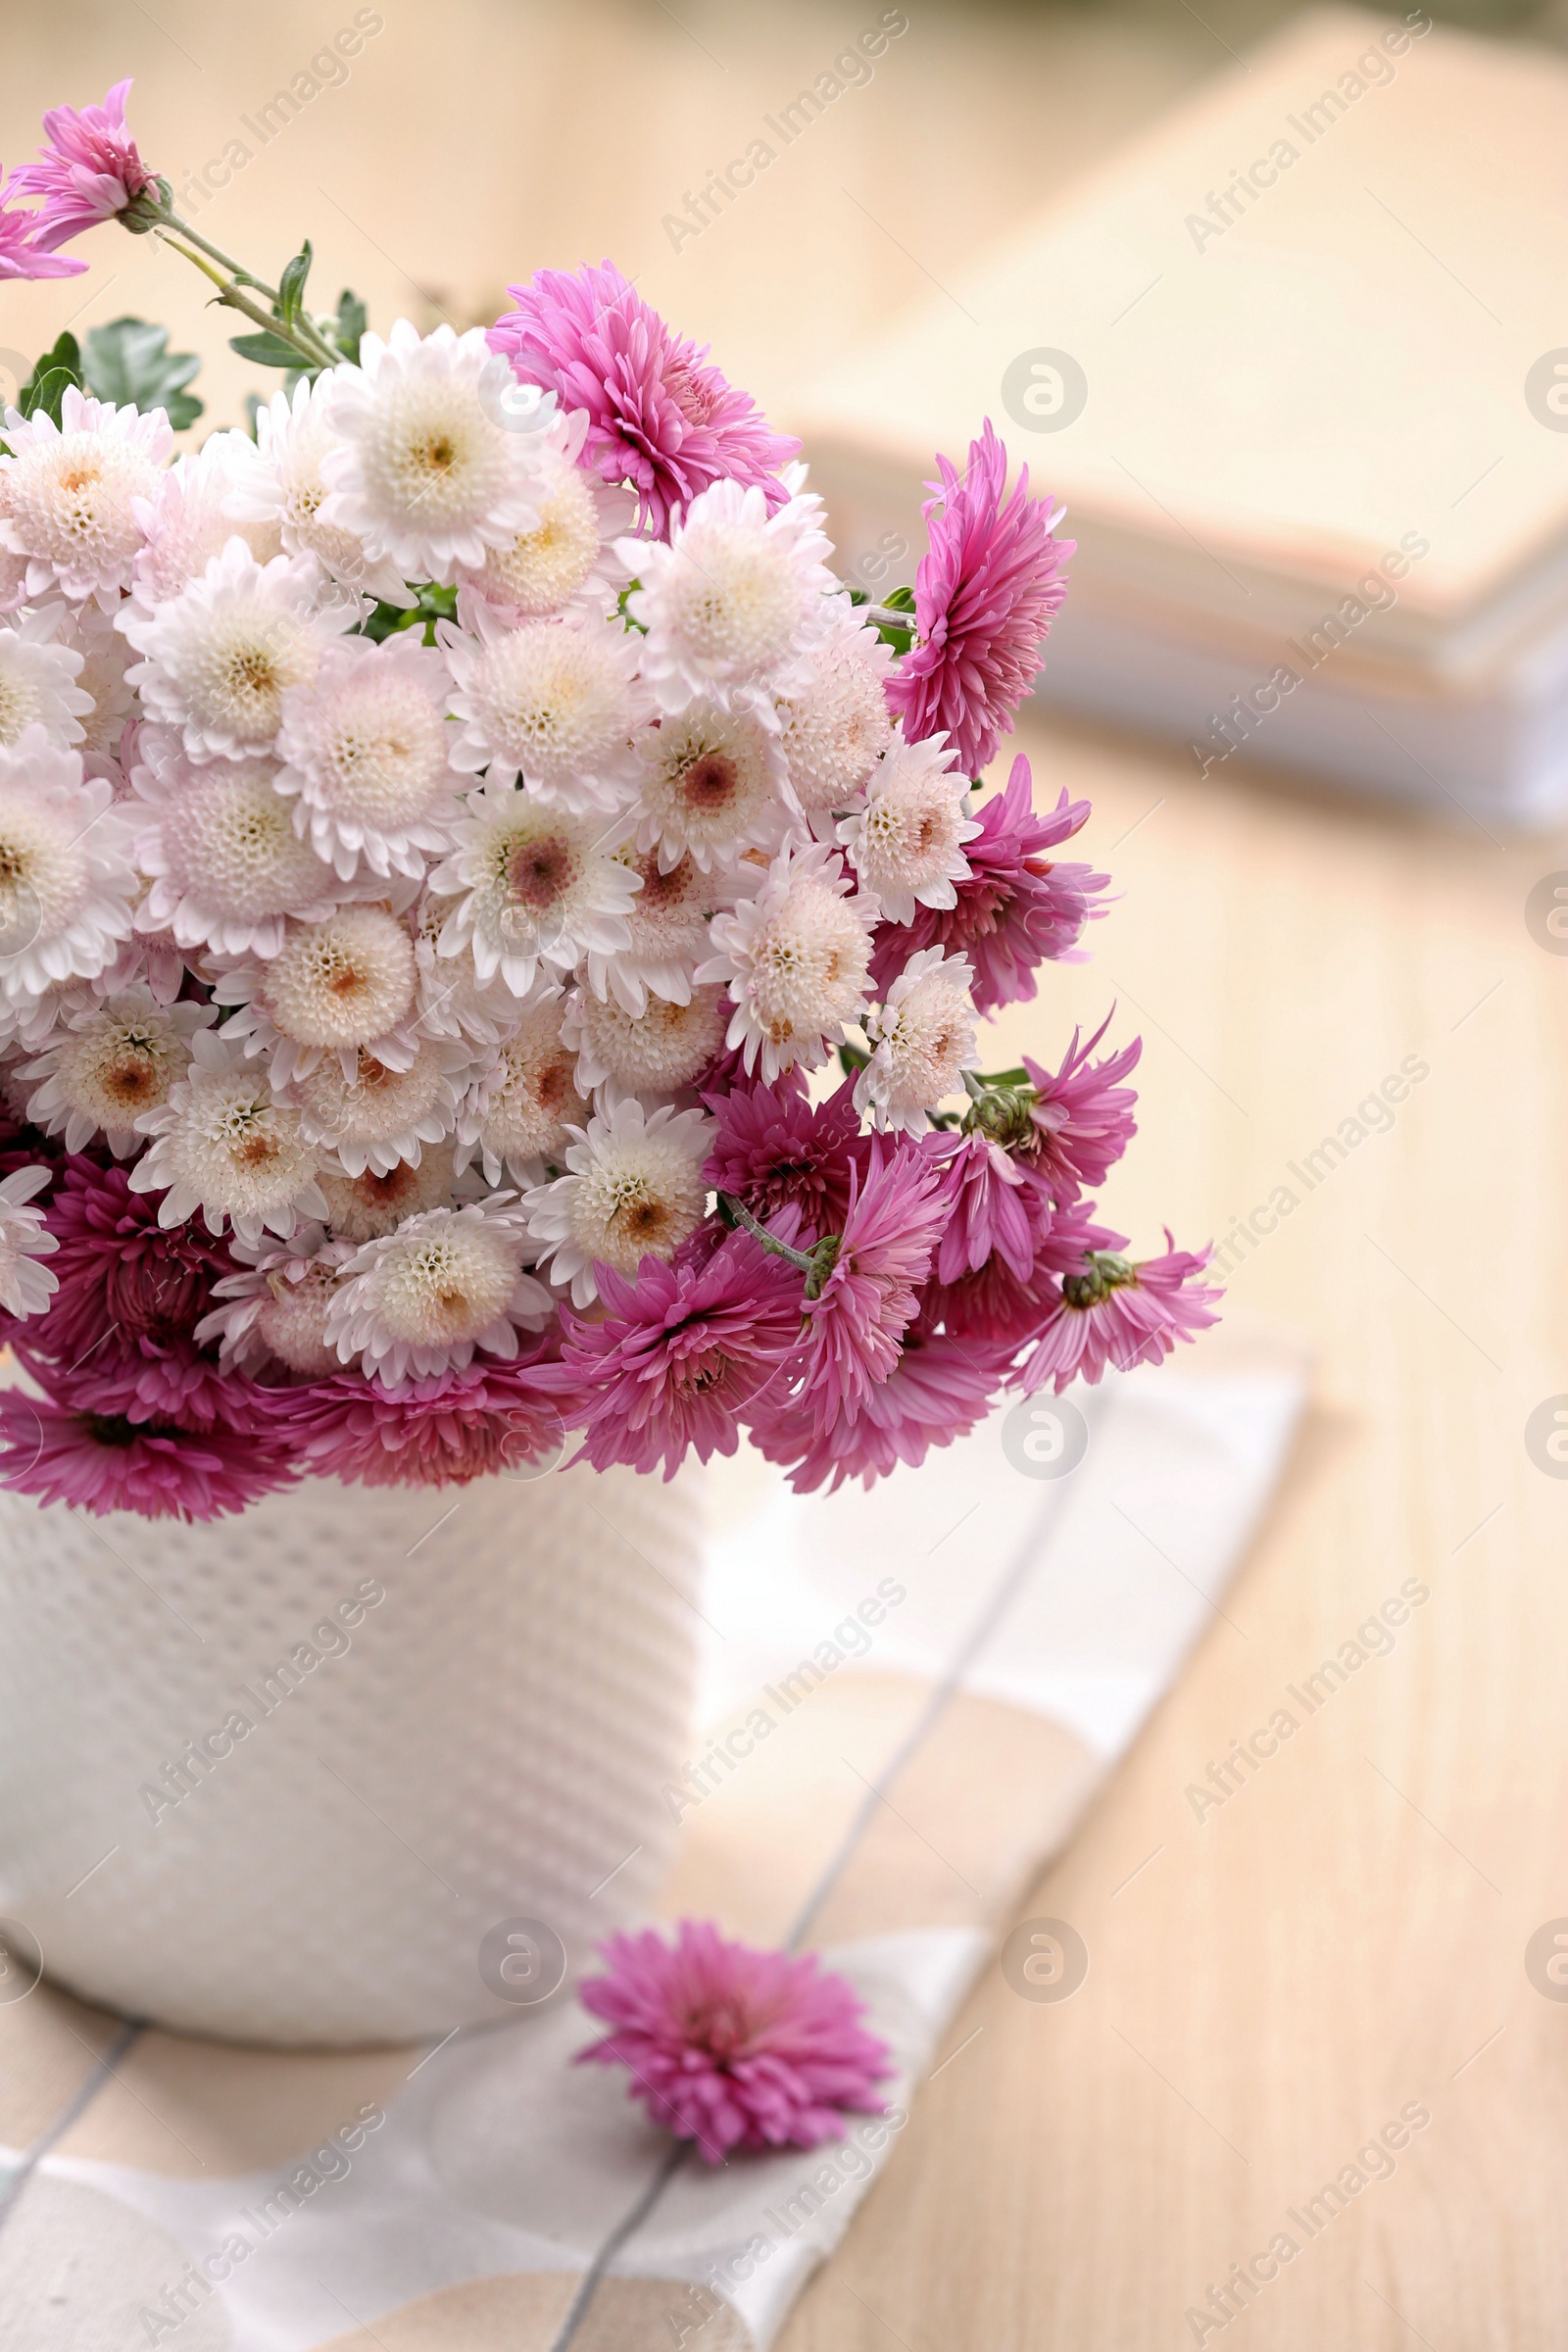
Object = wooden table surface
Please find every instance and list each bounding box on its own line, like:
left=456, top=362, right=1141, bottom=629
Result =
left=4, top=3, right=1563, bottom=2343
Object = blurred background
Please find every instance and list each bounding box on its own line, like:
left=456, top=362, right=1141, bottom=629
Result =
left=5, top=6, right=1565, bottom=2345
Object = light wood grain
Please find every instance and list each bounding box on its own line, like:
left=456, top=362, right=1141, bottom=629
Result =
left=3, top=4, right=1561, bottom=2344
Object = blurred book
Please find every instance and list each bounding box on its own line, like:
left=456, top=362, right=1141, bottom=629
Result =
left=793, top=6, right=1568, bottom=828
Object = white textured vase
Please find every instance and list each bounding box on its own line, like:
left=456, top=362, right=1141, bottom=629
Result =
left=0, top=1461, right=703, bottom=2046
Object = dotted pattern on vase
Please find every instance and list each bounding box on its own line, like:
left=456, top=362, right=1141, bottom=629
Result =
left=0, top=1461, right=703, bottom=2046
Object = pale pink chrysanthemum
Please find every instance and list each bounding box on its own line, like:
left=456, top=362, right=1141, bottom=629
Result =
left=195, top=1227, right=357, bottom=1376
left=699, top=840, right=876, bottom=1084
left=776, top=604, right=895, bottom=833
left=838, top=725, right=978, bottom=927
left=456, top=405, right=635, bottom=624
left=0, top=606, right=94, bottom=750
left=561, top=981, right=726, bottom=1103
left=1018, top=1233, right=1221, bottom=1395
left=20, top=984, right=214, bottom=1155
left=0, top=389, right=172, bottom=609
left=868, top=754, right=1107, bottom=1014
left=855, top=948, right=979, bottom=1136
left=315, top=1145, right=457, bottom=1244
left=128, top=434, right=283, bottom=609
left=18, top=79, right=158, bottom=251
left=119, top=540, right=351, bottom=763
left=442, top=596, right=648, bottom=813
left=792, top=1143, right=949, bottom=1426
left=624, top=478, right=835, bottom=724
left=456, top=997, right=585, bottom=1187
left=630, top=699, right=792, bottom=874
left=287, top=1037, right=471, bottom=1178
left=0, top=730, right=137, bottom=1004
left=557, top=1230, right=803, bottom=1479
left=129, top=1027, right=328, bottom=1246
left=0, top=166, right=87, bottom=280
left=886, top=419, right=1073, bottom=777
left=128, top=732, right=344, bottom=958
left=323, top=1198, right=553, bottom=1384
left=0, top=1164, right=59, bottom=1318
left=213, top=903, right=419, bottom=1089
left=427, top=781, right=639, bottom=1001
left=521, top=1096, right=712, bottom=1306
left=489, top=261, right=800, bottom=536
left=225, top=373, right=413, bottom=608
left=320, top=319, right=554, bottom=585
left=582, top=846, right=731, bottom=1016
left=274, top=635, right=462, bottom=881
left=576, top=1919, right=891, bottom=2163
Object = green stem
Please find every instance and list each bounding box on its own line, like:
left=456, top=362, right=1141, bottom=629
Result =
left=153, top=228, right=340, bottom=372
left=160, top=210, right=278, bottom=301
left=717, top=1193, right=819, bottom=1277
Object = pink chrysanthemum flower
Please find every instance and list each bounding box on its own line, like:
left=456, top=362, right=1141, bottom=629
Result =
left=930, top=1131, right=1040, bottom=1287
left=257, top=1347, right=569, bottom=1487
left=576, top=1920, right=892, bottom=2164
left=21, top=1155, right=245, bottom=1429
left=19, top=80, right=157, bottom=253
left=1020, top=1013, right=1141, bottom=1204
left=886, top=419, right=1072, bottom=776
left=0, top=167, right=86, bottom=280
left=489, top=261, right=800, bottom=536
left=792, top=1143, right=947, bottom=1425
left=0, top=1386, right=292, bottom=1521
left=869, top=756, right=1108, bottom=1015
left=702, top=1075, right=859, bottom=1242
left=1019, top=1231, right=1221, bottom=1395
left=755, top=1323, right=1012, bottom=1494
left=556, top=1229, right=802, bottom=1479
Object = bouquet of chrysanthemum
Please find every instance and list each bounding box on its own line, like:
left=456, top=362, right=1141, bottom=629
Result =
left=0, top=82, right=1217, bottom=1520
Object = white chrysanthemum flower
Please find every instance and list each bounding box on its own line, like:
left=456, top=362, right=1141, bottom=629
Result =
left=319, top=319, right=554, bottom=584
left=288, top=1036, right=470, bottom=1177
left=623, top=479, right=836, bottom=722
left=324, top=1198, right=554, bottom=1384
left=130, top=1027, right=327, bottom=1244
left=0, top=1165, right=59, bottom=1319
left=582, top=846, right=730, bottom=1015
left=225, top=374, right=412, bottom=606
left=458, top=407, right=635, bottom=622
left=838, top=726, right=979, bottom=926
left=215, top=903, right=418, bottom=1087
left=561, top=982, right=725, bottom=1102
left=21, top=986, right=215, bottom=1155
left=129, top=433, right=284, bottom=608
left=630, top=701, right=793, bottom=872
left=0, top=607, right=93, bottom=750
left=443, top=600, right=648, bottom=813
left=408, top=890, right=518, bottom=1046
left=58, top=603, right=136, bottom=759
left=316, top=1143, right=457, bottom=1243
left=129, top=736, right=344, bottom=957
left=194, top=1227, right=358, bottom=1375
left=456, top=995, right=586, bottom=1187
left=855, top=949, right=980, bottom=1135
left=428, top=781, right=638, bottom=999
left=697, top=840, right=876, bottom=1083
left=274, top=635, right=461, bottom=881
left=0, top=389, right=172, bottom=609
left=777, top=607, right=895, bottom=828
left=0, top=730, right=137, bottom=1005
left=521, top=1098, right=712, bottom=1305
left=118, top=541, right=351, bottom=763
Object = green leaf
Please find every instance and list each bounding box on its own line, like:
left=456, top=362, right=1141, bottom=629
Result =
left=332, top=288, right=368, bottom=362
left=82, top=318, right=203, bottom=430
left=359, top=582, right=457, bottom=647
left=277, top=240, right=313, bottom=332
left=881, top=582, right=916, bottom=613
left=16, top=333, right=82, bottom=427
left=228, top=330, right=305, bottom=369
